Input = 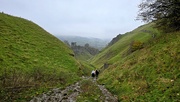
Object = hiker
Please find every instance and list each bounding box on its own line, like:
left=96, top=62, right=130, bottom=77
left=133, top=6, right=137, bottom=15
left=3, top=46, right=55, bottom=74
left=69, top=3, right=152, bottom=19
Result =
left=91, top=70, right=95, bottom=78
left=95, top=70, right=99, bottom=78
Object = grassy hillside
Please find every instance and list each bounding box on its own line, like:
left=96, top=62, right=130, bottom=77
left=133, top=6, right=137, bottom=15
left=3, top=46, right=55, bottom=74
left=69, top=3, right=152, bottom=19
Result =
left=75, top=50, right=93, bottom=61
left=0, top=13, right=81, bottom=101
left=91, top=23, right=180, bottom=101
left=91, top=23, right=160, bottom=68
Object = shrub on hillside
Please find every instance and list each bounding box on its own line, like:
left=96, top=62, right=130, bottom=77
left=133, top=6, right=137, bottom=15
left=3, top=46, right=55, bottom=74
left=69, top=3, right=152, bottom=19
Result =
left=137, top=0, right=180, bottom=32
left=128, top=41, right=144, bottom=53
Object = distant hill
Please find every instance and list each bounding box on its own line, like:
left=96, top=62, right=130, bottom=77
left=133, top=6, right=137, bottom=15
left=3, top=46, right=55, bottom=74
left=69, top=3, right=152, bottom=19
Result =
left=0, top=13, right=81, bottom=101
left=56, top=35, right=110, bottom=50
left=70, top=42, right=99, bottom=61
left=91, top=23, right=180, bottom=101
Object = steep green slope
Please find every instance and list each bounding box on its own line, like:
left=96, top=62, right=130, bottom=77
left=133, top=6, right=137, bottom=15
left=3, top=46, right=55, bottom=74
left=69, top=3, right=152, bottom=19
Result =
left=92, top=23, right=180, bottom=101
left=91, top=23, right=160, bottom=68
left=0, top=13, right=80, bottom=101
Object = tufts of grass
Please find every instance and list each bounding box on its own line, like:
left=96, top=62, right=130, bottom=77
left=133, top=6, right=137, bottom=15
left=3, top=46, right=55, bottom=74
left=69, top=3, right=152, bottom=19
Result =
left=93, top=22, right=180, bottom=101
left=76, top=79, right=104, bottom=102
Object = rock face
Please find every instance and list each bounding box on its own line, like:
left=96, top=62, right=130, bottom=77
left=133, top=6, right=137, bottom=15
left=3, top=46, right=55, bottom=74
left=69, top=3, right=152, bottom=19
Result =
left=30, top=77, right=118, bottom=102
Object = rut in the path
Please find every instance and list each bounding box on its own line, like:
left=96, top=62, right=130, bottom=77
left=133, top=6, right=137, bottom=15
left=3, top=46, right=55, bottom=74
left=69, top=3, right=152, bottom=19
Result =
left=30, top=77, right=118, bottom=102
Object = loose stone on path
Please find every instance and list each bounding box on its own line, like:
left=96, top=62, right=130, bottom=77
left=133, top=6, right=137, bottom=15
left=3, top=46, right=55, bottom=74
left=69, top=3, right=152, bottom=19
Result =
left=30, top=77, right=118, bottom=102
left=30, top=82, right=81, bottom=102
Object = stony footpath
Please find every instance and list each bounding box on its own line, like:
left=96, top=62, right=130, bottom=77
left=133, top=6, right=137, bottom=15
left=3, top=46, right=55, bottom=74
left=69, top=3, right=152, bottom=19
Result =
left=30, top=82, right=81, bottom=102
left=30, top=77, right=118, bottom=102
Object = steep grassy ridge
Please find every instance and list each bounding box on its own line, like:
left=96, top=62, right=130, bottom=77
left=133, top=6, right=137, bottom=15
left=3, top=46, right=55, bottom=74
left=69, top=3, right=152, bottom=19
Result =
left=91, top=23, right=160, bottom=68
left=92, top=23, right=180, bottom=101
left=0, top=13, right=80, bottom=101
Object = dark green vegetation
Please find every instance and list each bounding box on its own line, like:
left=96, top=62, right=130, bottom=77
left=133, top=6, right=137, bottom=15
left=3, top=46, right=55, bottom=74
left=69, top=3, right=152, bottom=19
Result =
left=137, top=0, right=180, bottom=32
left=91, top=22, right=180, bottom=101
left=0, top=13, right=82, bottom=101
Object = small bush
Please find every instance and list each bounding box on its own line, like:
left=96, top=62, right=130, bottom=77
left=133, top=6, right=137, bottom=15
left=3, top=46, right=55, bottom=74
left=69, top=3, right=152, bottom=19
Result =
left=129, top=41, right=144, bottom=53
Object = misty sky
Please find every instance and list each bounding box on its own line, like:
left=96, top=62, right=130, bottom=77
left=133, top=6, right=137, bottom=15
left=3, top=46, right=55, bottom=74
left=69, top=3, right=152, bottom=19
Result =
left=0, top=0, right=144, bottom=39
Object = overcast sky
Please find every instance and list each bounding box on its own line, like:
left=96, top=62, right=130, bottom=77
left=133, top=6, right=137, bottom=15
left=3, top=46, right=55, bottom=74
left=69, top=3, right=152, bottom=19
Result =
left=0, top=0, right=144, bottom=39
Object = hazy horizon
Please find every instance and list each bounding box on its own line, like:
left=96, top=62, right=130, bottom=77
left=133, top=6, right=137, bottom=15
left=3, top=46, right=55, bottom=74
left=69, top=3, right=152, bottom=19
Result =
left=0, top=0, right=144, bottom=39
left=56, top=34, right=112, bottom=40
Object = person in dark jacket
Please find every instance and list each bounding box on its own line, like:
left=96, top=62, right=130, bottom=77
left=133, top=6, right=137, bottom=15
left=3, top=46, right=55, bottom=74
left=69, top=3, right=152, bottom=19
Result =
left=95, top=70, right=99, bottom=78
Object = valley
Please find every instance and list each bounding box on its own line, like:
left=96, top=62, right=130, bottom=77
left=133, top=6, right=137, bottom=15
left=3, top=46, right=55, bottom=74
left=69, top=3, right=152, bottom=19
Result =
left=0, top=11, right=179, bottom=102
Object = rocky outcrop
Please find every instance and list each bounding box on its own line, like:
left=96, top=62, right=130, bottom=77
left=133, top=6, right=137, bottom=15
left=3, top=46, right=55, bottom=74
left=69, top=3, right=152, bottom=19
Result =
left=108, top=34, right=122, bottom=46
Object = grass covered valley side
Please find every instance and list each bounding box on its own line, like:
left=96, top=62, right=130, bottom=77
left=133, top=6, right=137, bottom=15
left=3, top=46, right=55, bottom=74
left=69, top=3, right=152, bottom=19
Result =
left=0, top=13, right=82, bottom=101
left=91, top=23, right=180, bottom=101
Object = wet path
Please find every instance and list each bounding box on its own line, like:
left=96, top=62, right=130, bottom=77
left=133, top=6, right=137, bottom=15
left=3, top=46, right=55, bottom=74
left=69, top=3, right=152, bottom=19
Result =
left=30, top=77, right=118, bottom=102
